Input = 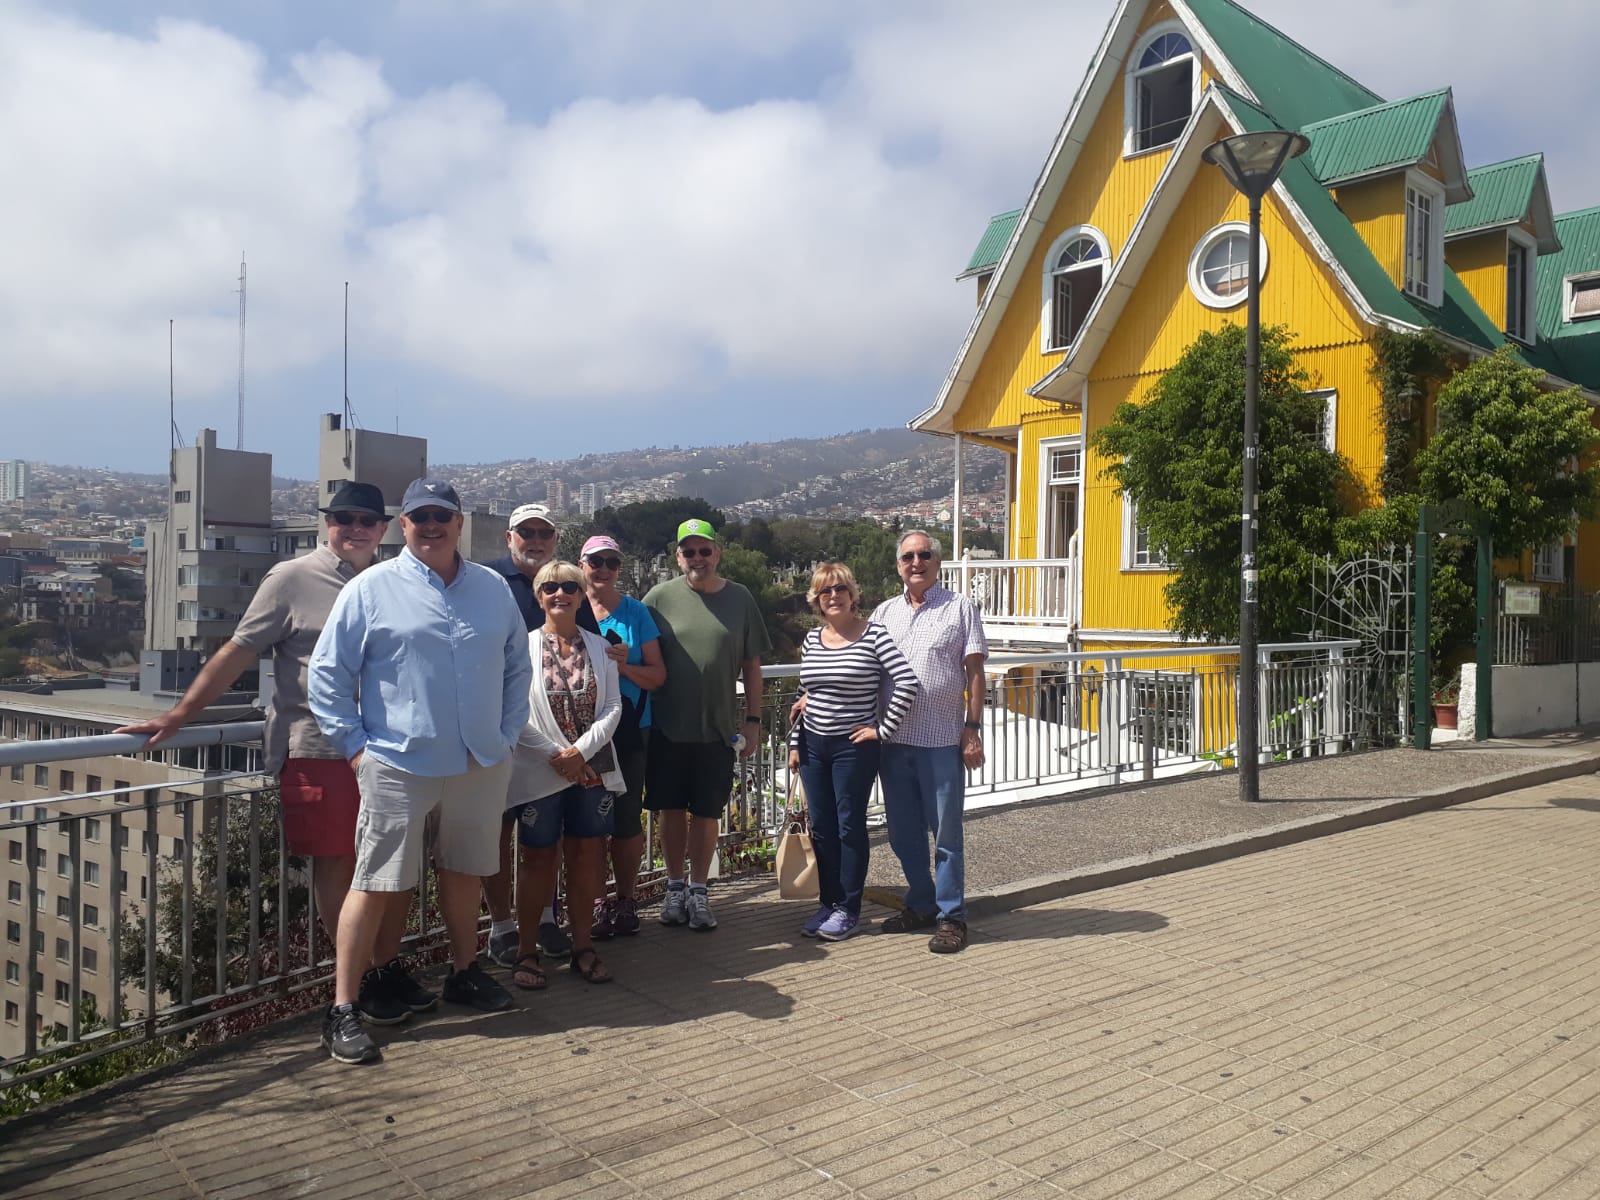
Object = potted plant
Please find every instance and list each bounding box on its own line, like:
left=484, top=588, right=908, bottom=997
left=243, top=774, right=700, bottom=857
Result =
left=1431, top=676, right=1460, bottom=729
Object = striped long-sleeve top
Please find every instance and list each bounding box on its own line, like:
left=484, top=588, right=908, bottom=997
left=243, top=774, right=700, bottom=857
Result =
left=789, top=622, right=920, bottom=747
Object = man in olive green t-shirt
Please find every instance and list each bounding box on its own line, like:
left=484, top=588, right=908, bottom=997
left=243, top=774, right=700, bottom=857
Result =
left=643, top=519, right=771, bottom=931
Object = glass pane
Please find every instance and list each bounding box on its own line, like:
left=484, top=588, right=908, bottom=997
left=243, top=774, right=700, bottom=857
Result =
left=1138, top=32, right=1192, bottom=69
left=1572, top=281, right=1600, bottom=317
left=1200, top=233, right=1250, bottom=297
left=1135, top=61, right=1193, bottom=150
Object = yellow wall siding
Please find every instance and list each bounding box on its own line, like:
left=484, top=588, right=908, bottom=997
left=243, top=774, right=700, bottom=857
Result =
left=1012, top=411, right=1082, bottom=559
left=1336, top=175, right=1407, bottom=291
left=1446, top=231, right=1508, bottom=333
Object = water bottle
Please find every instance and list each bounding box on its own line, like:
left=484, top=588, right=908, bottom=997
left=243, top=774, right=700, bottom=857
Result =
left=731, top=732, right=747, bottom=754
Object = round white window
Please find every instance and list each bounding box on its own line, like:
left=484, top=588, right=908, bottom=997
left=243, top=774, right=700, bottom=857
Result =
left=1187, top=222, right=1267, bottom=310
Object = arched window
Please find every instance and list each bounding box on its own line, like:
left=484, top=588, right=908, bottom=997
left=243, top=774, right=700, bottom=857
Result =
left=1042, top=227, right=1109, bottom=352
left=1187, top=223, right=1267, bottom=310
left=1127, top=25, right=1196, bottom=153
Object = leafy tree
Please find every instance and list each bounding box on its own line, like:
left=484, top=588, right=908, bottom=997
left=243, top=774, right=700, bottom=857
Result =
left=593, top=498, right=725, bottom=558
left=1415, top=346, right=1600, bottom=557
left=1091, top=323, right=1357, bottom=641
left=0, top=998, right=181, bottom=1119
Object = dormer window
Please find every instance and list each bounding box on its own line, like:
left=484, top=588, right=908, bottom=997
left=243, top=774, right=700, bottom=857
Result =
left=1505, top=231, right=1536, bottom=343
left=1403, top=171, right=1446, bottom=306
left=1126, top=25, right=1196, bottom=154
left=1040, top=227, right=1110, bottom=353
left=1565, top=274, right=1600, bottom=323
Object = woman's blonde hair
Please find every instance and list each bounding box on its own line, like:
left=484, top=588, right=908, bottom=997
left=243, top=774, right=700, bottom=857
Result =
left=806, top=561, right=859, bottom=612
left=533, top=560, right=585, bottom=590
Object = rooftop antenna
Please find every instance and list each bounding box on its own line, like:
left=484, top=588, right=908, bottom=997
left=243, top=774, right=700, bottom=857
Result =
left=342, top=281, right=354, bottom=467
left=235, top=254, right=247, bottom=450
left=168, top=319, right=186, bottom=479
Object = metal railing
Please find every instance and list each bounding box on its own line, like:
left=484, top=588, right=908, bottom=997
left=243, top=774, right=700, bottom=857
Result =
left=1, top=642, right=1361, bottom=1095
left=1495, top=583, right=1600, bottom=665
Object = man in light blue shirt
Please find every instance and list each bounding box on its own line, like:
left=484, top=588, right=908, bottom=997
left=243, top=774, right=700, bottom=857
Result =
left=309, top=478, right=531, bottom=1064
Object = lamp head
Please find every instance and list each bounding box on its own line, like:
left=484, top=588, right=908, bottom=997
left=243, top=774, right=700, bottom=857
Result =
left=1202, top=131, right=1311, bottom=199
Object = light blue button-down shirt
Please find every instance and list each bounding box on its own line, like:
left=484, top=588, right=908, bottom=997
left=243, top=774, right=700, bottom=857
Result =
left=308, top=548, right=532, bottom=777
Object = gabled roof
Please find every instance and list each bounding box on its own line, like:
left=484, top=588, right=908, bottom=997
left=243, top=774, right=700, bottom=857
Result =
left=958, top=209, right=1023, bottom=280
left=1536, top=207, right=1600, bottom=340
left=1301, top=89, right=1472, bottom=202
left=1446, top=155, right=1561, bottom=253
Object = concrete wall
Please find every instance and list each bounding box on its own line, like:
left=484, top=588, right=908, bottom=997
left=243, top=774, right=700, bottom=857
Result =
left=317, top=415, right=427, bottom=514
left=1488, top=663, right=1600, bottom=736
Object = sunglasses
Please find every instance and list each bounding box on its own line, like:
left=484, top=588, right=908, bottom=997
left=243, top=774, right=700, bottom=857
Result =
left=515, top=525, right=556, bottom=540
left=586, top=555, right=622, bottom=570
left=539, top=580, right=582, bottom=596
left=408, top=508, right=457, bottom=525
left=815, top=583, right=853, bottom=597
left=331, top=512, right=387, bottom=528
left=679, top=546, right=716, bottom=559
left=899, top=550, right=935, bottom=563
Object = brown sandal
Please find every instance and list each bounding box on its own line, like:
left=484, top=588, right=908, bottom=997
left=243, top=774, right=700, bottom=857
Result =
left=511, top=953, right=547, bottom=991
left=570, top=947, right=612, bottom=984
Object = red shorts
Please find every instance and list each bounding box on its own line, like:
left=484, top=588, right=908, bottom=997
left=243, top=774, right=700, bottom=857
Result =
left=278, top=758, right=361, bottom=858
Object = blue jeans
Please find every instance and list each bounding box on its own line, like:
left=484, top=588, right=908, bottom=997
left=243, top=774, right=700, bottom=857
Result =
left=798, top=734, right=879, bottom=917
left=879, top=743, right=965, bottom=921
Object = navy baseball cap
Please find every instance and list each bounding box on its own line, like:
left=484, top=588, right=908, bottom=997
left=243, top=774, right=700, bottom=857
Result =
left=400, top=478, right=462, bottom=515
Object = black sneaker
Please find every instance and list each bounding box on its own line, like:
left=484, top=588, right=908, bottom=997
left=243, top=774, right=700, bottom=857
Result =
left=538, top=920, right=572, bottom=959
left=383, top=958, right=439, bottom=1014
left=881, top=908, right=937, bottom=934
left=441, top=961, right=513, bottom=1012
left=321, top=1003, right=380, bottom=1064
left=357, top=966, right=413, bottom=1026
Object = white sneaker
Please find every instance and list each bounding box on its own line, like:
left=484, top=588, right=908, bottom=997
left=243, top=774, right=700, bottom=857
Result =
left=659, top=887, right=689, bottom=926
left=686, top=888, right=717, bottom=931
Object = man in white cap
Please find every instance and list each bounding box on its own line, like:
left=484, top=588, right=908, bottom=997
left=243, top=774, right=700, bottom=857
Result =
left=479, top=502, right=599, bottom=965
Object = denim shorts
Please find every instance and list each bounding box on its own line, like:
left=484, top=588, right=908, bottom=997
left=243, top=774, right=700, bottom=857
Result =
left=512, top=784, right=615, bottom=849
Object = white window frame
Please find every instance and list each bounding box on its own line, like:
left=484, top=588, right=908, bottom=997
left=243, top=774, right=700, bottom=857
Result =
left=1039, top=226, right=1111, bottom=354
left=1403, top=170, right=1446, bottom=307
left=1305, top=388, right=1338, bottom=452
left=1563, top=272, right=1600, bottom=323
left=1505, top=229, right=1537, bottom=344
left=1533, top=540, right=1564, bottom=583
left=1188, top=222, right=1267, bottom=311
left=1036, top=436, right=1084, bottom=561
left=1121, top=494, right=1168, bottom=571
left=1123, top=21, right=1200, bottom=157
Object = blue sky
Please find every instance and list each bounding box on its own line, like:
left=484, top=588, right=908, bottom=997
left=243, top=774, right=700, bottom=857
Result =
left=6, top=0, right=1597, bottom=480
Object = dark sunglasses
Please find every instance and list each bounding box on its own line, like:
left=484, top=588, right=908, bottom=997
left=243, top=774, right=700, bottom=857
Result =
left=407, top=508, right=457, bottom=525
left=899, top=550, right=935, bottom=563
left=331, top=512, right=387, bottom=528
left=539, top=580, right=582, bottom=595
left=586, top=555, right=622, bottom=570
left=679, top=546, right=716, bottom=559
left=515, top=525, right=556, bottom=540
left=815, top=583, right=853, bottom=597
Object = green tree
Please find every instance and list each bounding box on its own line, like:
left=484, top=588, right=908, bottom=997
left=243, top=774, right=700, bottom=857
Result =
left=1091, top=323, right=1357, bottom=641
left=1415, top=346, right=1600, bottom=557
left=593, top=499, right=725, bottom=558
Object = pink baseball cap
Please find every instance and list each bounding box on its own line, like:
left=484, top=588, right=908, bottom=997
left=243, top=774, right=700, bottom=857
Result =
left=580, top=535, right=622, bottom=558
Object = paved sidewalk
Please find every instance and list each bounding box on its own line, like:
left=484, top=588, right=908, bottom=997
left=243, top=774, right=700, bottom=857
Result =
left=4, top=771, right=1597, bottom=1198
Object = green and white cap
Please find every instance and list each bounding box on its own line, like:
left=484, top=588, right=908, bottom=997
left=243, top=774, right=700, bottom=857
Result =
left=676, top=518, right=717, bottom=543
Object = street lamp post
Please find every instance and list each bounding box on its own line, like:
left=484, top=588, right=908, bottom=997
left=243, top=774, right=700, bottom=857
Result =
left=1200, top=130, right=1310, bottom=804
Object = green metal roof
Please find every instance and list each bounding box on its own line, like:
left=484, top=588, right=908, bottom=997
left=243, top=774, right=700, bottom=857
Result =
left=1301, top=90, right=1450, bottom=187
left=1445, top=155, right=1542, bottom=235
left=1182, top=0, right=1383, bottom=130
left=960, top=209, right=1023, bottom=278
left=1536, top=207, right=1600, bottom=340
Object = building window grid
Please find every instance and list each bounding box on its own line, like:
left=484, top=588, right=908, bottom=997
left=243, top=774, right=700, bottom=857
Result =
left=1533, top=541, right=1564, bottom=583
left=1128, top=29, right=1195, bottom=153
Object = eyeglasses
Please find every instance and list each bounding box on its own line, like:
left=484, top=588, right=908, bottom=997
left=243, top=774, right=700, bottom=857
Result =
left=679, top=546, right=716, bottom=559
left=899, top=550, right=935, bottom=563
left=407, top=508, right=457, bottom=525
left=586, top=555, right=622, bottom=570
left=515, top=526, right=556, bottom=540
left=539, top=580, right=582, bottom=595
left=331, top=513, right=387, bottom=528
left=815, top=584, right=853, bottom=597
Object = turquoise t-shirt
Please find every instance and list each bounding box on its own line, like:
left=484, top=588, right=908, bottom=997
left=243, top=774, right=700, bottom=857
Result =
left=596, top=594, right=661, bottom=729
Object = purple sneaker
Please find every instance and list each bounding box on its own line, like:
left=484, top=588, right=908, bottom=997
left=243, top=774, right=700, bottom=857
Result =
left=817, top=909, right=861, bottom=942
left=801, top=905, right=833, bottom=938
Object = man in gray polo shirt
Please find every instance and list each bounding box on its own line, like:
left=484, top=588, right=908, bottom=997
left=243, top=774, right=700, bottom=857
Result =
left=117, top=482, right=433, bottom=1022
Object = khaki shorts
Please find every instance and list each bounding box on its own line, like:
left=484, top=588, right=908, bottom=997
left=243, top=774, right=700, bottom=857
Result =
left=352, top=755, right=514, bottom=892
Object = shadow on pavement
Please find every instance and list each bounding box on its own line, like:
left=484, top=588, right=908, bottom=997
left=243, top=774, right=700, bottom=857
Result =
left=980, top=906, right=1170, bottom=942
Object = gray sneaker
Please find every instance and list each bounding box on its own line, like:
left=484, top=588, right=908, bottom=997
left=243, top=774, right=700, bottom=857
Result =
left=659, top=886, right=689, bottom=926
left=686, top=888, right=717, bottom=932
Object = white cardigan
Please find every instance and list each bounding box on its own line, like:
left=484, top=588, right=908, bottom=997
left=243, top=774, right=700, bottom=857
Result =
left=507, top=627, right=625, bottom=807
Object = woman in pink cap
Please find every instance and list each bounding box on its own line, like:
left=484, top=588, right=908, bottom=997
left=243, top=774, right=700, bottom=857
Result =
left=580, top=535, right=666, bottom=937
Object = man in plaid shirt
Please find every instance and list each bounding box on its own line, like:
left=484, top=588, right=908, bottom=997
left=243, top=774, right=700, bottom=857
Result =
left=870, top=530, right=988, bottom=953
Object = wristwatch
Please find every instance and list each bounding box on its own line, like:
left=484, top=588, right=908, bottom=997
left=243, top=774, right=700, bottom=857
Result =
left=745, top=715, right=762, bottom=723
left=963, top=721, right=982, bottom=731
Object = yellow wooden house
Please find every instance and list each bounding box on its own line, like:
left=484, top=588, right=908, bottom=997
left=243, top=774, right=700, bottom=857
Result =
left=916, top=0, right=1600, bottom=655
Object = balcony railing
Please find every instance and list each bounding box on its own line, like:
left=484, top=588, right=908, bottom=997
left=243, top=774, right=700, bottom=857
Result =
left=940, top=557, right=1079, bottom=628
left=0, top=644, right=1361, bottom=1099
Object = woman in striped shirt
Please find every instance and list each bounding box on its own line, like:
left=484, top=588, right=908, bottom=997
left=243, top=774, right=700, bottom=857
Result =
left=787, top=563, right=919, bottom=941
